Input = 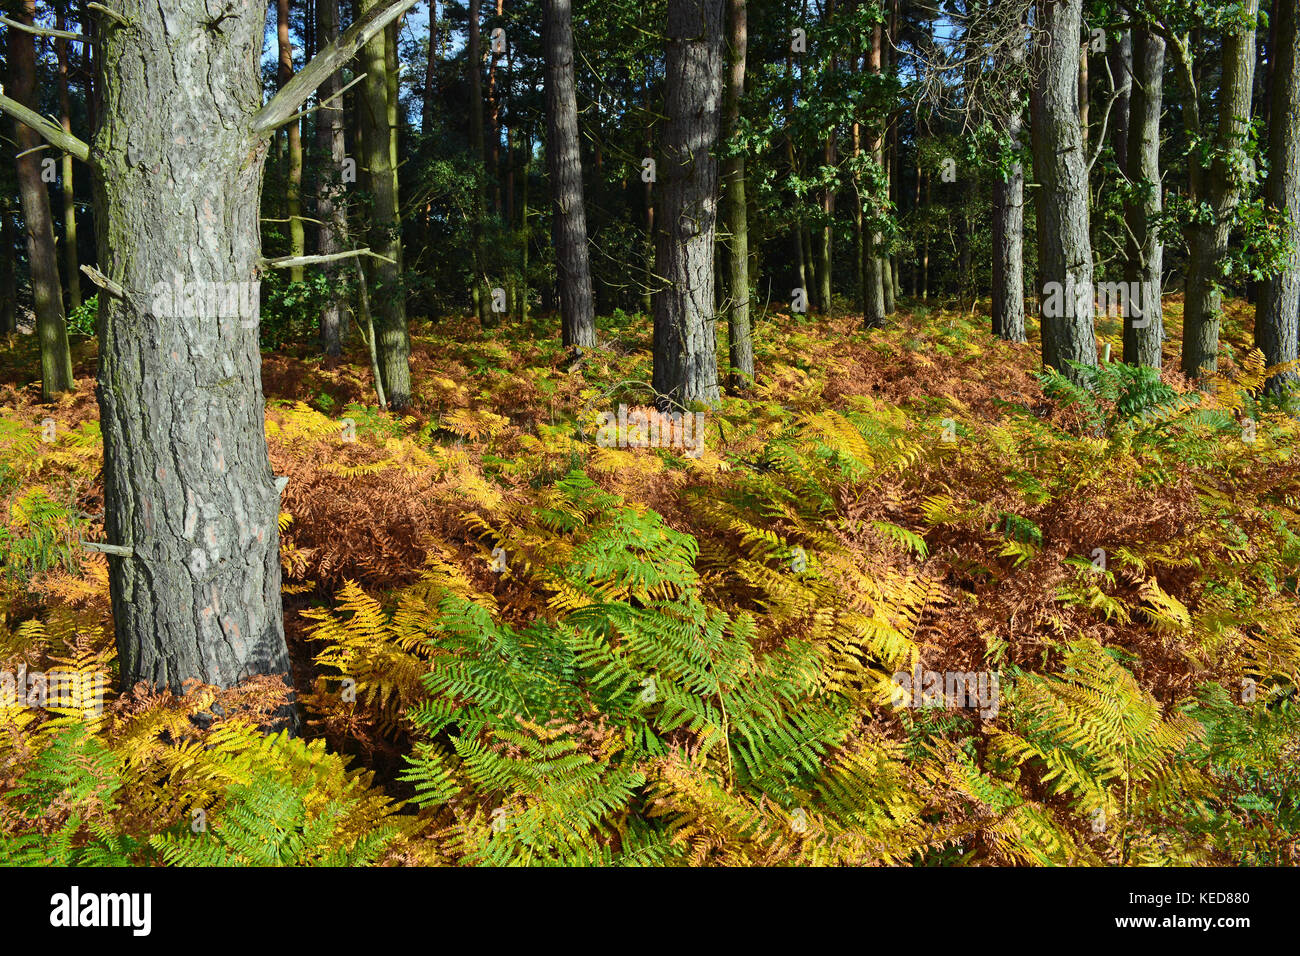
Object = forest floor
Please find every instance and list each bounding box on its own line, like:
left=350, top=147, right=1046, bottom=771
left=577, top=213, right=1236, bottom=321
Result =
left=2, top=295, right=1298, bottom=866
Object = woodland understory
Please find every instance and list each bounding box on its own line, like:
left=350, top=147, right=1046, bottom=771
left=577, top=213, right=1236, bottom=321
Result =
left=2, top=297, right=1298, bottom=866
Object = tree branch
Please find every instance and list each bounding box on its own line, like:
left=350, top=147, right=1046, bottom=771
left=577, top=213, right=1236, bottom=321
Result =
left=262, top=248, right=397, bottom=269
left=0, top=88, right=92, bottom=164
left=250, top=0, right=417, bottom=134
left=0, top=14, right=84, bottom=41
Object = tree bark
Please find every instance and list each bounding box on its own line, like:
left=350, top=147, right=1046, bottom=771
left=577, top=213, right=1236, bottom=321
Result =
left=652, top=0, right=724, bottom=409
left=1031, top=0, right=1098, bottom=383
left=1181, top=0, right=1259, bottom=378
left=1122, top=26, right=1164, bottom=367
left=723, top=0, right=752, bottom=387
left=1257, top=0, right=1300, bottom=392
left=317, top=0, right=352, bottom=356
left=359, top=0, right=411, bottom=405
left=91, top=0, right=290, bottom=694
left=10, top=0, right=74, bottom=398
left=543, top=0, right=597, bottom=348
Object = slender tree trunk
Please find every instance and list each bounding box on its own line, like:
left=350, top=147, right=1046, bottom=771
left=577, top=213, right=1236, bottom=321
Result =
left=56, top=2, right=81, bottom=310
left=920, top=167, right=930, bottom=300
left=862, top=18, right=886, bottom=328
left=643, top=69, right=655, bottom=316
left=90, top=0, right=292, bottom=694
left=1030, top=0, right=1098, bottom=383
left=992, top=20, right=1027, bottom=342
left=543, top=0, right=597, bottom=347
left=992, top=133, right=1027, bottom=341
left=723, top=0, right=752, bottom=387
left=360, top=0, right=411, bottom=405
left=278, top=0, right=306, bottom=283
left=468, top=0, right=490, bottom=324
left=1122, top=26, right=1164, bottom=367
left=1257, top=0, right=1300, bottom=392
left=818, top=133, right=835, bottom=312
left=1181, top=0, right=1259, bottom=378
left=10, top=0, right=74, bottom=398
left=652, top=0, right=724, bottom=408
left=317, top=0, right=351, bottom=356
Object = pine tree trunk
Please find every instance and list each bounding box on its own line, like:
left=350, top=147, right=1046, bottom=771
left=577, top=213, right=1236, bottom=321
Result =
left=317, top=0, right=351, bottom=356
left=652, top=0, right=724, bottom=409
left=359, top=0, right=411, bottom=406
left=723, top=0, right=753, bottom=387
left=11, top=0, right=74, bottom=398
left=543, top=0, right=597, bottom=348
left=1182, top=0, right=1259, bottom=378
left=1257, top=0, right=1300, bottom=392
left=1030, top=0, right=1098, bottom=384
left=91, top=0, right=291, bottom=694
left=1122, top=26, right=1164, bottom=367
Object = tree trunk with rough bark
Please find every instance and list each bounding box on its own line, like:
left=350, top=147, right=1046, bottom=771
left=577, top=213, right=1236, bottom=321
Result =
left=652, top=0, right=724, bottom=409
left=543, top=0, right=597, bottom=348
left=1030, top=0, right=1098, bottom=383
left=1181, top=0, right=1259, bottom=378
left=90, top=0, right=290, bottom=693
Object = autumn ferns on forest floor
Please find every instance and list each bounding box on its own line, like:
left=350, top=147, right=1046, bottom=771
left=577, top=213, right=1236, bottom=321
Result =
left=1, top=300, right=1298, bottom=865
